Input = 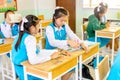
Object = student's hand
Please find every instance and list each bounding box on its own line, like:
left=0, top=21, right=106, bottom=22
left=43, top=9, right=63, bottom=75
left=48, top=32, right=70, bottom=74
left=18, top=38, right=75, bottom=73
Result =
left=51, top=52, right=61, bottom=59
left=67, top=40, right=80, bottom=48
left=105, top=21, right=111, bottom=28
left=80, top=43, right=89, bottom=53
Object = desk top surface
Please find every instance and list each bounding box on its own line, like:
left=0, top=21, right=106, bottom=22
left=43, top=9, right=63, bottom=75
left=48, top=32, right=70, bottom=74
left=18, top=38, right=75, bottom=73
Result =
left=96, top=27, right=120, bottom=33
left=0, top=38, right=13, bottom=47
left=22, top=42, right=99, bottom=72
left=0, top=38, right=14, bottom=54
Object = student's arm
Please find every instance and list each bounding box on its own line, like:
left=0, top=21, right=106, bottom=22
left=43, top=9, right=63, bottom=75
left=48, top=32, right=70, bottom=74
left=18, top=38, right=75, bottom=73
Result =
left=65, top=24, right=83, bottom=44
left=92, top=21, right=106, bottom=30
left=46, top=26, right=68, bottom=49
left=0, top=24, right=12, bottom=38
left=25, top=35, right=55, bottom=64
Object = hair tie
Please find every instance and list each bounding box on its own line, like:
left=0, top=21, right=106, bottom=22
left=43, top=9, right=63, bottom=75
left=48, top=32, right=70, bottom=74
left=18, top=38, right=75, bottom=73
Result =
left=55, top=6, right=64, bottom=10
left=102, top=2, right=106, bottom=6
left=20, top=17, right=28, bottom=31
left=97, top=5, right=101, bottom=12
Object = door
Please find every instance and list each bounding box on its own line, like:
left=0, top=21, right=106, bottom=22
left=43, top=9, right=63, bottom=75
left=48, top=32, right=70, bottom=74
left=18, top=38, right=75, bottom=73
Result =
left=56, top=0, right=76, bottom=32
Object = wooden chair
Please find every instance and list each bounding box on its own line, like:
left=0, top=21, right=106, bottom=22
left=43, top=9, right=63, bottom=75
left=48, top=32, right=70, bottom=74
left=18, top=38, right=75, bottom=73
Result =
left=81, top=22, right=88, bottom=40
left=95, top=55, right=110, bottom=80
left=38, top=15, right=44, bottom=20
left=1, top=51, right=16, bottom=80
left=41, top=37, right=46, bottom=49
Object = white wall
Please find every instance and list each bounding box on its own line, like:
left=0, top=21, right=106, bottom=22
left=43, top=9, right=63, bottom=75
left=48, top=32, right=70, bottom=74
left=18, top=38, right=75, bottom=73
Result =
left=35, top=0, right=56, bottom=19
left=17, top=0, right=35, bottom=11
left=0, top=0, right=56, bottom=23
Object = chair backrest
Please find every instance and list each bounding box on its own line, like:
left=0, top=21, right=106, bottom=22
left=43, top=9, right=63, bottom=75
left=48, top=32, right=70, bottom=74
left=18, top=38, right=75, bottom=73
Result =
left=41, top=37, right=46, bottom=49
left=95, top=55, right=110, bottom=80
left=38, top=15, right=44, bottom=20
left=81, top=22, right=88, bottom=40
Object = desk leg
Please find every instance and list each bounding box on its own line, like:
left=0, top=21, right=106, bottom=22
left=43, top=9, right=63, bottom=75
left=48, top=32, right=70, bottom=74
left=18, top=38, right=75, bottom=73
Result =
left=118, top=36, right=120, bottom=49
left=48, top=72, right=52, bottom=80
left=97, top=46, right=99, bottom=66
left=79, top=55, right=82, bottom=80
left=111, top=36, right=115, bottom=65
left=97, top=52, right=99, bottom=65
left=75, top=58, right=78, bottom=80
left=1, top=56, right=5, bottom=80
left=23, top=66, right=28, bottom=80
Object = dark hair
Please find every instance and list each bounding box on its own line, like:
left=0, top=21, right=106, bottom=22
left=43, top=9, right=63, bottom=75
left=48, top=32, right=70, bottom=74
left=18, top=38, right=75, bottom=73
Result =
left=4, top=10, right=14, bottom=18
left=94, top=6, right=106, bottom=21
left=99, top=2, right=108, bottom=9
left=15, top=15, right=39, bottom=51
left=52, top=7, right=69, bottom=25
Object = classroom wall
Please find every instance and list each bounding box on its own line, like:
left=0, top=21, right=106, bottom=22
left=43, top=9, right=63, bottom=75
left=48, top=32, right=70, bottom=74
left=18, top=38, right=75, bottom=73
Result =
left=0, top=0, right=55, bottom=23
left=0, top=0, right=119, bottom=38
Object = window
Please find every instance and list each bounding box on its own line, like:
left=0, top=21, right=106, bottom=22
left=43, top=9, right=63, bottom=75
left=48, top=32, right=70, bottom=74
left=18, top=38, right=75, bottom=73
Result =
left=83, top=0, right=120, bottom=9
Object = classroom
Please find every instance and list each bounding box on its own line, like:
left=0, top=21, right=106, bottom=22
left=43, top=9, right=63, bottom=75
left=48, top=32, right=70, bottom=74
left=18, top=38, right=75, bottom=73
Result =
left=0, top=0, right=120, bottom=80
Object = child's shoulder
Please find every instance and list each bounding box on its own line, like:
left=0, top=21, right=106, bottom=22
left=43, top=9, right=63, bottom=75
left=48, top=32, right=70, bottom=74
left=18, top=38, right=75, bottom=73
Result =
left=88, top=14, right=98, bottom=22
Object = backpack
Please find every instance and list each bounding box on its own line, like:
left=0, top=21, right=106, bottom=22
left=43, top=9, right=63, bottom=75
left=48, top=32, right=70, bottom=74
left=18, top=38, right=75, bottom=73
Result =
left=82, top=64, right=94, bottom=80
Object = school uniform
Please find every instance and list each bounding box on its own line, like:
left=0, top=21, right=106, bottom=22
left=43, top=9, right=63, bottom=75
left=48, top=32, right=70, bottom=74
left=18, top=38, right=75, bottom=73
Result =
left=0, top=21, right=19, bottom=57
left=12, top=32, right=57, bottom=80
left=0, top=21, right=19, bottom=38
left=102, top=15, right=107, bottom=23
left=45, top=23, right=83, bottom=50
left=107, top=50, right=120, bottom=80
left=87, top=14, right=110, bottom=48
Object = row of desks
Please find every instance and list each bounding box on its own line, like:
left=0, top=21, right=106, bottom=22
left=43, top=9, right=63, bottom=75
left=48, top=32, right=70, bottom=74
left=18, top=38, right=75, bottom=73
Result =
left=0, top=38, right=99, bottom=80
left=1, top=26, right=120, bottom=79
left=22, top=42, right=99, bottom=80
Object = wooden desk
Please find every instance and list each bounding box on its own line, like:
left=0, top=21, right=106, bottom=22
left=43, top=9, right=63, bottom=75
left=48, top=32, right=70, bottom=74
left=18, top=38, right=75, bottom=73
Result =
left=0, top=38, right=13, bottom=54
left=22, top=53, right=78, bottom=80
left=0, top=38, right=14, bottom=80
left=72, top=42, right=99, bottom=80
left=22, top=42, right=99, bottom=80
left=95, top=27, right=120, bottom=64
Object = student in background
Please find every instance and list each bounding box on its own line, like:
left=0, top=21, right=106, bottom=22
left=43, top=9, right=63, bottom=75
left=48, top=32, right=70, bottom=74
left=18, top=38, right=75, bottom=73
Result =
left=0, top=10, right=19, bottom=38
left=45, top=7, right=88, bottom=80
left=12, top=15, right=64, bottom=80
left=99, top=2, right=108, bottom=23
left=86, top=6, right=110, bottom=48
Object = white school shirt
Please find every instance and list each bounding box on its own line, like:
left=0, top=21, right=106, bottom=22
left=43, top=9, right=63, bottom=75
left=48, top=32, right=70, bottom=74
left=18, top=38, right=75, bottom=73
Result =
left=0, top=22, right=18, bottom=38
left=25, top=35, right=57, bottom=64
left=46, top=23, right=83, bottom=49
left=0, top=22, right=12, bottom=38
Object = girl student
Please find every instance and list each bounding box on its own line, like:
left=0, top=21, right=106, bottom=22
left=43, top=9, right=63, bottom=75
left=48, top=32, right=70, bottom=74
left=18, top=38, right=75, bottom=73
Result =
left=99, top=2, right=108, bottom=23
left=11, top=15, right=68, bottom=80
left=86, top=5, right=110, bottom=48
left=45, top=7, right=89, bottom=80
left=0, top=10, right=19, bottom=38
left=45, top=7, right=88, bottom=51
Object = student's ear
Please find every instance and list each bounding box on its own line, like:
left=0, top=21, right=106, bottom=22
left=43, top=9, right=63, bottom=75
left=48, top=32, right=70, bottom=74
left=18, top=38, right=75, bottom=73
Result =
left=54, top=16, right=56, bottom=19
